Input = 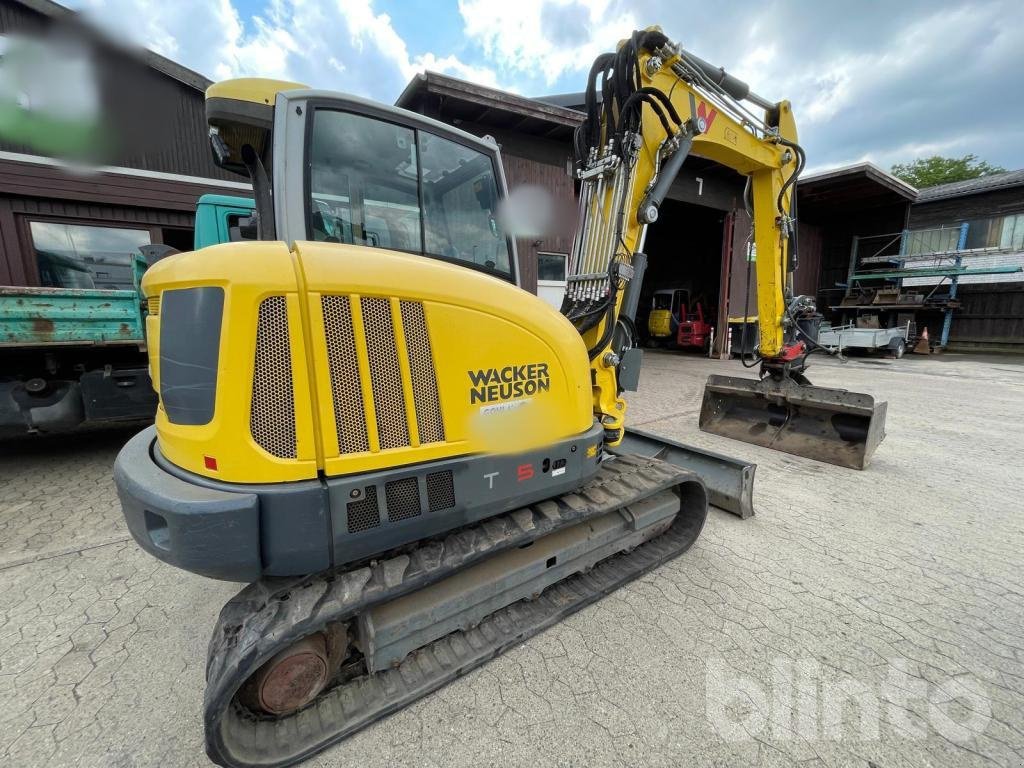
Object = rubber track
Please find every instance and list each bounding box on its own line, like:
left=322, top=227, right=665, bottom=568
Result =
left=204, top=454, right=708, bottom=768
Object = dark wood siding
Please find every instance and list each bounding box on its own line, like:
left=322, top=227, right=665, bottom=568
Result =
left=949, top=284, right=1024, bottom=350
left=794, top=221, right=823, bottom=297
left=0, top=0, right=233, bottom=182
left=725, top=208, right=753, bottom=319
left=909, top=187, right=1024, bottom=230
left=0, top=158, right=241, bottom=211
left=500, top=152, right=575, bottom=295
left=801, top=202, right=908, bottom=310
left=0, top=77, right=231, bottom=182
left=0, top=0, right=45, bottom=34
left=0, top=196, right=26, bottom=284
left=9, top=196, right=195, bottom=226
left=107, top=81, right=234, bottom=181
left=908, top=188, right=1024, bottom=350
left=0, top=2, right=250, bottom=286
left=0, top=156, right=248, bottom=285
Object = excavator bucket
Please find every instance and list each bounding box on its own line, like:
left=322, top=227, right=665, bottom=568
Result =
left=699, top=374, right=887, bottom=470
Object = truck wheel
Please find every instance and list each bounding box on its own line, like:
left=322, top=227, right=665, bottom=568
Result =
left=889, top=339, right=905, bottom=359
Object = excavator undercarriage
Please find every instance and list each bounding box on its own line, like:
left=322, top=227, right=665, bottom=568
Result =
left=203, top=455, right=706, bottom=768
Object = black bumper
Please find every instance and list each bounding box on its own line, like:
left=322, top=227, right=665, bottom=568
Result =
left=116, top=427, right=266, bottom=581
left=115, top=423, right=604, bottom=583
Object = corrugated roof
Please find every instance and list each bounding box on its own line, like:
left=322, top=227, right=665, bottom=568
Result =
left=915, top=169, right=1024, bottom=202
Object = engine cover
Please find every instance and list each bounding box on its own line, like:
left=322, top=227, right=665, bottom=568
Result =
left=142, top=240, right=595, bottom=483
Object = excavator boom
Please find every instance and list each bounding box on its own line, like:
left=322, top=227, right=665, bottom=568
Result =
left=565, top=28, right=887, bottom=468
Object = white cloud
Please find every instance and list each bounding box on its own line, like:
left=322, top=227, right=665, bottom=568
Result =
left=61, top=0, right=1024, bottom=171
left=73, top=0, right=502, bottom=100
left=457, top=0, right=636, bottom=86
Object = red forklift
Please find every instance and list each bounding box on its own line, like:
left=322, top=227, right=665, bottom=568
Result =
left=676, top=297, right=713, bottom=352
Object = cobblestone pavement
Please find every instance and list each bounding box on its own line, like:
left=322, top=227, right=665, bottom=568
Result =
left=1, top=352, right=1022, bottom=767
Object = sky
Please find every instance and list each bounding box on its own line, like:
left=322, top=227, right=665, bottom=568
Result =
left=65, top=0, right=1024, bottom=174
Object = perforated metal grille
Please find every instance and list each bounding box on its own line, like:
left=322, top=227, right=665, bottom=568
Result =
left=385, top=477, right=421, bottom=521
left=400, top=301, right=445, bottom=444
left=322, top=295, right=370, bottom=454
left=147, top=295, right=160, bottom=316
left=250, top=296, right=297, bottom=458
left=426, top=470, right=456, bottom=512
left=361, top=297, right=410, bottom=450
left=347, top=486, right=380, bottom=533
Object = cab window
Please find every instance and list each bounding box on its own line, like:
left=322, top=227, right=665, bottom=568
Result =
left=418, top=132, right=511, bottom=276
left=308, top=108, right=512, bottom=281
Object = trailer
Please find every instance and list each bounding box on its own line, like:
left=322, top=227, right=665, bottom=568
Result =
left=817, top=322, right=910, bottom=358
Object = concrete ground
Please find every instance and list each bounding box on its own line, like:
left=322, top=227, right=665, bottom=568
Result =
left=1, top=351, right=1023, bottom=767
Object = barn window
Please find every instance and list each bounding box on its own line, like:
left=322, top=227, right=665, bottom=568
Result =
left=29, top=221, right=151, bottom=290
left=537, top=252, right=567, bottom=282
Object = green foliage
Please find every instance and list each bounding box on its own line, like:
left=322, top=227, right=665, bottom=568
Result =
left=891, top=155, right=1006, bottom=189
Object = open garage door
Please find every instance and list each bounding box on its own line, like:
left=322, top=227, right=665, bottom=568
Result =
left=636, top=199, right=725, bottom=354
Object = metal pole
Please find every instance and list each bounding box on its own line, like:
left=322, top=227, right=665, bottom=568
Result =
left=896, top=228, right=909, bottom=292
left=940, top=222, right=969, bottom=348
left=846, top=235, right=859, bottom=292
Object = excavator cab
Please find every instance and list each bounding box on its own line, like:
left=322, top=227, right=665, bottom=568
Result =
left=204, top=80, right=516, bottom=281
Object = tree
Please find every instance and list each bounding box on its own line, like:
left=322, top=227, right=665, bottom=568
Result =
left=891, top=154, right=1006, bottom=189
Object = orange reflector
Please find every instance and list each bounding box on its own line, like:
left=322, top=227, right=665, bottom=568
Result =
left=204, top=456, right=218, bottom=471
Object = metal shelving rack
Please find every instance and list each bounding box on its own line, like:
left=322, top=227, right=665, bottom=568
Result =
left=836, top=223, right=1022, bottom=347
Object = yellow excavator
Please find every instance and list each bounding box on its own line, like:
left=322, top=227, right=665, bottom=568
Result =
left=114, top=28, right=885, bottom=768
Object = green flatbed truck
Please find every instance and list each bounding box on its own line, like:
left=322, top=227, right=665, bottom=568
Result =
left=0, top=194, right=253, bottom=435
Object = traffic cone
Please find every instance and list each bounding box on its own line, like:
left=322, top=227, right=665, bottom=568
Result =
left=913, top=327, right=931, bottom=355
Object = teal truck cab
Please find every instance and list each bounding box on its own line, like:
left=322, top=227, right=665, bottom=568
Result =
left=192, top=194, right=256, bottom=249
left=0, top=193, right=253, bottom=435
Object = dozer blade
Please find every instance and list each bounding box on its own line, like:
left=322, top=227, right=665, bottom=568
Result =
left=609, top=427, right=756, bottom=518
left=699, top=374, right=887, bottom=470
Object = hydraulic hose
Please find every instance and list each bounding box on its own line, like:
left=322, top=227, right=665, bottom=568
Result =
left=776, top=137, right=806, bottom=274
